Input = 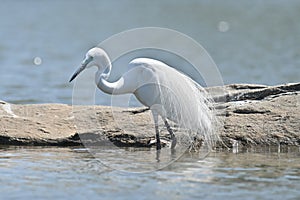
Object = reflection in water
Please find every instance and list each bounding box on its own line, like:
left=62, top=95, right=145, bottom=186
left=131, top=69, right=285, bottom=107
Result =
left=88, top=146, right=184, bottom=173
left=85, top=144, right=211, bottom=173
left=0, top=146, right=300, bottom=199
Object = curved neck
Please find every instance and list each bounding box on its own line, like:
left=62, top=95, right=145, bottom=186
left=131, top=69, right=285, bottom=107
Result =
left=95, top=54, right=131, bottom=95
left=95, top=75, right=110, bottom=96
left=101, top=63, right=111, bottom=79
left=95, top=59, right=118, bottom=95
left=98, top=53, right=112, bottom=79
left=97, top=73, right=127, bottom=95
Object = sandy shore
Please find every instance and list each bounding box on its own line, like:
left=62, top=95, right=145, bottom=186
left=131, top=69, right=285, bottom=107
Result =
left=0, top=82, right=299, bottom=149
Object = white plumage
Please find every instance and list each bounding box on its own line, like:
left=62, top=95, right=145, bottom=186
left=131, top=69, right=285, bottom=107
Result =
left=70, top=47, right=219, bottom=150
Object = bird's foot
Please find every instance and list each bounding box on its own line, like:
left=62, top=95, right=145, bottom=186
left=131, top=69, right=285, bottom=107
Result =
left=170, top=137, right=177, bottom=149
left=156, top=142, right=161, bottom=150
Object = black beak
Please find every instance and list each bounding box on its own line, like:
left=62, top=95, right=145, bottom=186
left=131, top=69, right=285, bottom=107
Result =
left=69, top=56, right=93, bottom=82
left=69, top=65, right=86, bottom=82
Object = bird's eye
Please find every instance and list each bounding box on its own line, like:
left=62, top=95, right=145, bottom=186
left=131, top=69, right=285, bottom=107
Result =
left=88, top=56, right=94, bottom=62
left=84, top=56, right=93, bottom=62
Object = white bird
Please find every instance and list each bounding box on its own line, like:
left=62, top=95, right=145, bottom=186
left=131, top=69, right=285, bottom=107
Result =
left=70, top=47, right=218, bottom=151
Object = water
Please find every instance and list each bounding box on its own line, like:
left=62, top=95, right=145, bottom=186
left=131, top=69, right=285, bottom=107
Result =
left=0, top=0, right=300, bottom=104
left=0, top=146, right=299, bottom=199
left=1, top=1, right=300, bottom=199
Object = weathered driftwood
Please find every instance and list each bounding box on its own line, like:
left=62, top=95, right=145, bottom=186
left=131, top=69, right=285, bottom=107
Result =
left=0, top=83, right=299, bottom=148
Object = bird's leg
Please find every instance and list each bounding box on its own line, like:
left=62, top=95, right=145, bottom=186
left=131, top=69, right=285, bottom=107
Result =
left=155, top=123, right=162, bottom=150
left=152, top=112, right=161, bottom=150
left=163, top=119, right=177, bottom=149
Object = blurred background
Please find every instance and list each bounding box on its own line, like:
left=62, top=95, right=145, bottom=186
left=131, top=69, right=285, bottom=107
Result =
left=0, top=0, right=299, bottom=104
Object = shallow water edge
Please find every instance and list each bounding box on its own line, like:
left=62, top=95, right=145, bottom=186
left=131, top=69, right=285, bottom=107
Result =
left=0, top=83, right=299, bottom=149
left=0, top=145, right=299, bottom=199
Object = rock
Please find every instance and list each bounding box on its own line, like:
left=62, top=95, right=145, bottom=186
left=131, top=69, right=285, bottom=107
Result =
left=0, top=83, right=299, bottom=148
left=218, top=83, right=300, bottom=148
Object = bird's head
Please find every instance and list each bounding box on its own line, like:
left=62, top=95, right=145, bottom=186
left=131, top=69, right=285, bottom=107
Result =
left=69, top=47, right=109, bottom=82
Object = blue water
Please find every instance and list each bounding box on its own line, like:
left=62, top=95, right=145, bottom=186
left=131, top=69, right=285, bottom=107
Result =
left=0, top=146, right=299, bottom=200
left=0, top=0, right=299, bottom=104
left=0, top=1, right=300, bottom=199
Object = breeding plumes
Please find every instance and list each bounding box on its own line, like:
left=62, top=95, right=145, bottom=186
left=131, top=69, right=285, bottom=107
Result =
left=70, top=47, right=219, bottom=151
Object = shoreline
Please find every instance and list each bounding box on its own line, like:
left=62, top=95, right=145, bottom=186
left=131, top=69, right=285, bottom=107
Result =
left=1, top=82, right=299, bottom=149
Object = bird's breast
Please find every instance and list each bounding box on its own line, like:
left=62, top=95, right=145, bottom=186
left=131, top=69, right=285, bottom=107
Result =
left=134, top=84, right=161, bottom=107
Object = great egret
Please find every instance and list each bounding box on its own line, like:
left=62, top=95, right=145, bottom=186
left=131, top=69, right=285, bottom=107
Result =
left=70, top=47, right=218, bottom=150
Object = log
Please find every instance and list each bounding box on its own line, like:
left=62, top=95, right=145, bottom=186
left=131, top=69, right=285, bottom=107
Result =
left=0, top=83, right=299, bottom=148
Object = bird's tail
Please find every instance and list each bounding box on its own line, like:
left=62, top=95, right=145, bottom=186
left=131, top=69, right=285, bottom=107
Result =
left=157, top=70, right=221, bottom=150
